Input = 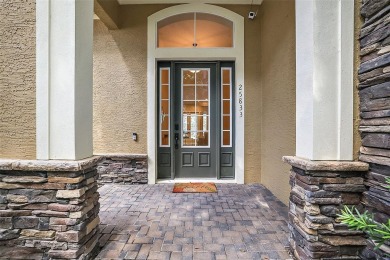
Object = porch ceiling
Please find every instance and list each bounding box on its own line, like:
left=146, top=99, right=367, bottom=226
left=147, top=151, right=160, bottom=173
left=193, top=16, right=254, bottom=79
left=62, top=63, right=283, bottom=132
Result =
left=118, top=0, right=263, bottom=5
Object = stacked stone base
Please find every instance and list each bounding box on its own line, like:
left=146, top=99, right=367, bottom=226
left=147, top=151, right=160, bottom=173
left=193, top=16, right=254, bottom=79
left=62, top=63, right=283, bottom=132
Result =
left=283, top=156, right=369, bottom=260
left=0, top=157, right=102, bottom=259
left=357, top=0, right=390, bottom=257
left=360, top=163, right=390, bottom=259
left=97, top=154, right=147, bottom=185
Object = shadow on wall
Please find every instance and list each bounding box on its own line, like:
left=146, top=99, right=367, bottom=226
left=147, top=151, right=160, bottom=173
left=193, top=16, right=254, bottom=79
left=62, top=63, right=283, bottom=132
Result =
left=93, top=19, right=147, bottom=155
left=259, top=0, right=296, bottom=205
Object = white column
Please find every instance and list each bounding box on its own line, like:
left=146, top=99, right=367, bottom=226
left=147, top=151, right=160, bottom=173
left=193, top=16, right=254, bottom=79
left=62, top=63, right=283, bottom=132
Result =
left=295, top=0, right=354, bottom=161
left=36, top=0, right=94, bottom=160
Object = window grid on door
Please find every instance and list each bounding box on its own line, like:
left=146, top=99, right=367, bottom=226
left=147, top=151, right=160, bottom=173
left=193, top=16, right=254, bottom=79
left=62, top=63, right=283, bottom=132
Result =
left=160, top=68, right=170, bottom=147
left=221, top=68, right=232, bottom=147
left=181, top=68, right=210, bottom=148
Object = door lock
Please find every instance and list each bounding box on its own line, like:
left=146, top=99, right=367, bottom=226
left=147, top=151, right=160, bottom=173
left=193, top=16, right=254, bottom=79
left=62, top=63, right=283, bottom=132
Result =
left=175, top=133, right=179, bottom=149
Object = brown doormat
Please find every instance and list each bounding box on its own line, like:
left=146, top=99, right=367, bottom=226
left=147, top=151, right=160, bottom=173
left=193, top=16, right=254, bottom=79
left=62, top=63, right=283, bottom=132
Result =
left=173, top=183, right=217, bottom=193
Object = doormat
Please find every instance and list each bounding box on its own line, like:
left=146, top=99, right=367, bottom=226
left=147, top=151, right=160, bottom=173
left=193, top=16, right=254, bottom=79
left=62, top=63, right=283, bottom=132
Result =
left=173, top=183, right=217, bottom=193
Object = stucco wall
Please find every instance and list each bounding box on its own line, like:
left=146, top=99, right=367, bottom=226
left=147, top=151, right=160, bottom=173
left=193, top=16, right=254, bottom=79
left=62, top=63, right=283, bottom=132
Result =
left=93, top=18, right=148, bottom=155
left=94, top=5, right=178, bottom=155
left=221, top=5, right=262, bottom=184
left=259, top=0, right=296, bottom=205
left=93, top=4, right=263, bottom=183
left=0, top=0, right=36, bottom=159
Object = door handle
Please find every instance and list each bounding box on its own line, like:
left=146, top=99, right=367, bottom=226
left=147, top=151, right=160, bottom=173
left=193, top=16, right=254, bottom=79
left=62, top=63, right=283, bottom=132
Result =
left=175, top=133, right=179, bottom=149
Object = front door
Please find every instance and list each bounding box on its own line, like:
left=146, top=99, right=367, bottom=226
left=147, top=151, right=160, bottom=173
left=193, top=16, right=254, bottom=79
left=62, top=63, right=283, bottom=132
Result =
left=174, top=63, right=216, bottom=178
left=157, top=62, right=235, bottom=179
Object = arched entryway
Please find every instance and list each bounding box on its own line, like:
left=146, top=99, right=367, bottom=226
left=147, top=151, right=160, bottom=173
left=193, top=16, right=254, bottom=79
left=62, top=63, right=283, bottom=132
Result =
left=147, top=4, right=245, bottom=184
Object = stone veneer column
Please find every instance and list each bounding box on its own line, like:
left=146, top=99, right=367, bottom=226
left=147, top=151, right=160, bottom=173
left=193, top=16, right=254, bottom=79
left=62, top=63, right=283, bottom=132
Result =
left=0, top=156, right=102, bottom=259
left=358, top=0, right=390, bottom=258
left=283, top=156, right=369, bottom=259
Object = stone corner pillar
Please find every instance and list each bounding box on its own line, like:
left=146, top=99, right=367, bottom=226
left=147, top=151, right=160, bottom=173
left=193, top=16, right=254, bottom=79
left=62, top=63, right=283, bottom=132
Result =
left=283, top=156, right=369, bottom=259
left=0, top=156, right=103, bottom=259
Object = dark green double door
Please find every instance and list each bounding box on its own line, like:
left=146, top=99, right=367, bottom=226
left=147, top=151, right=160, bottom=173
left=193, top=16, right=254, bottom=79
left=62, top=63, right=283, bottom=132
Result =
left=157, top=62, right=235, bottom=179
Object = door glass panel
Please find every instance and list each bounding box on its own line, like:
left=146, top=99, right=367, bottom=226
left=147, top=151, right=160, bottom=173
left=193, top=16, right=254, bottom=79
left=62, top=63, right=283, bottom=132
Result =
left=198, top=115, right=209, bottom=131
left=161, top=69, right=170, bottom=84
left=202, top=114, right=208, bottom=132
left=161, top=85, right=169, bottom=99
left=182, top=68, right=210, bottom=147
left=183, top=115, right=192, bottom=131
left=223, top=69, right=231, bottom=84
left=161, top=131, right=169, bottom=146
left=223, top=100, right=230, bottom=114
left=221, top=68, right=232, bottom=147
left=223, top=85, right=230, bottom=99
left=223, top=116, right=230, bottom=130
left=183, top=70, right=196, bottom=84
left=183, top=101, right=195, bottom=113
left=183, top=132, right=196, bottom=146
left=196, top=132, right=209, bottom=146
left=161, top=115, right=169, bottom=130
left=183, top=86, right=195, bottom=100
left=196, top=70, right=209, bottom=84
left=222, top=131, right=230, bottom=146
left=196, top=101, right=209, bottom=115
left=196, top=85, right=208, bottom=100
left=160, top=68, right=170, bottom=147
left=161, top=100, right=169, bottom=114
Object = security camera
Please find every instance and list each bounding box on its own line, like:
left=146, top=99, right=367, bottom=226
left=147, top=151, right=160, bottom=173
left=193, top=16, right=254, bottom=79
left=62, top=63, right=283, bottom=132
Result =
left=248, top=11, right=256, bottom=20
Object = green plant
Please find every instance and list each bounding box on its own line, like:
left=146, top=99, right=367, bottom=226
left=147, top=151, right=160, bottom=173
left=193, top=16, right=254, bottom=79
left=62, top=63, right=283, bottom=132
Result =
left=338, top=177, right=390, bottom=250
left=339, top=206, right=390, bottom=248
left=386, top=177, right=390, bottom=189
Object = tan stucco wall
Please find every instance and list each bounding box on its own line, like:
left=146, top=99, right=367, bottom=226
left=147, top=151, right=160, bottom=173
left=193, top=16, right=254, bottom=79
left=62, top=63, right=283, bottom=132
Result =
left=259, top=0, right=296, bottom=205
left=93, top=5, right=172, bottom=155
left=0, top=0, right=36, bottom=159
left=220, top=5, right=262, bottom=184
left=93, top=19, right=146, bottom=155
left=93, top=4, right=263, bottom=184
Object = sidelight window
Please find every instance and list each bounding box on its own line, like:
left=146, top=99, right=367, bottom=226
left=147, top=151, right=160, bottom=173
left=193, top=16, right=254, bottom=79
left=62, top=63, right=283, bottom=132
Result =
left=221, top=68, right=232, bottom=147
left=160, top=68, right=170, bottom=147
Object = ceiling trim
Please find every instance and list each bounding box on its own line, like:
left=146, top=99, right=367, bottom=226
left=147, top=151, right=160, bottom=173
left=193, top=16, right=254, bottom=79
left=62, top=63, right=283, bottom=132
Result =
left=117, top=0, right=263, bottom=5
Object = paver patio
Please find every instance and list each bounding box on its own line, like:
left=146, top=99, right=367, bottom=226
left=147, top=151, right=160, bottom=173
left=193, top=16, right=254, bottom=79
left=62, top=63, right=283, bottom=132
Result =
left=96, top=184, right=292, bottom=260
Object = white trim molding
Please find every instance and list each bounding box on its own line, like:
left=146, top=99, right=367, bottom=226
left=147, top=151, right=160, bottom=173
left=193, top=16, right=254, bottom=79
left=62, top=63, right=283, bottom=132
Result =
left=119, top=0, right=263, bottom=5
left=147, top=3, right=245, bottom=184
left=295, top=0, right=354, bottom=161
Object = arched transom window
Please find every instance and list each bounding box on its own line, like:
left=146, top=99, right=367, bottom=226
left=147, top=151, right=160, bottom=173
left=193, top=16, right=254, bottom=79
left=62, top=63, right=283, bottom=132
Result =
left=157, top=13, right=233, bottom=48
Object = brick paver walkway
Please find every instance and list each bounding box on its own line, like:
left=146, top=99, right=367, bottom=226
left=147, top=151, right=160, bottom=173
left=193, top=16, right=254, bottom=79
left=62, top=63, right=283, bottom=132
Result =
left=96, top=184, right=291, bottom=260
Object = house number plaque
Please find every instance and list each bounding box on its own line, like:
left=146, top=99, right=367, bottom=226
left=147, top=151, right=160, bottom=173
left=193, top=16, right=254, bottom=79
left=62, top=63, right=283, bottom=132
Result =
left=238, top=84, right=243, bottom=118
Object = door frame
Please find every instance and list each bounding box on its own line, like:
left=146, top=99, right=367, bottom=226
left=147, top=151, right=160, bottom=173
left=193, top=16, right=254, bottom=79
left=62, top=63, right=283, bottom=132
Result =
left=158, top=62, right=233, bottom=180
left=147, top=3, right=245, bottom=184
